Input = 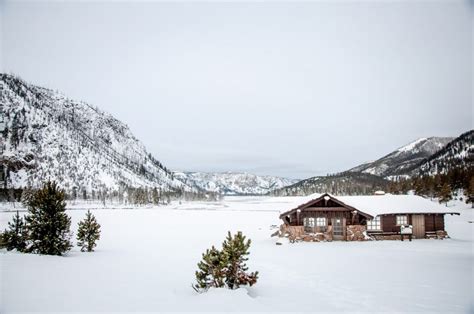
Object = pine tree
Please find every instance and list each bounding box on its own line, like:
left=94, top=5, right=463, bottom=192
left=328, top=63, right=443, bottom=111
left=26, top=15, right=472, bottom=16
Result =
left=77, top=210, right=100, bottom=252
left=1, top=210, right=27, bottom=252
left=24, top=181, right=72, bottom=255
left=152, top=187, right=160, bottom=205
left=465, top=176, right=474, bottom=208
left=77, top=210, right=101, bottom=252
left=438, top=182, right=453, bottom=206
left=0, top=231, right=6, bottom=249
left=221, top=231, right=259, bottom=290
left=194, top=246, right=227, bottom=292
left=20, top=188, right=35, bottom=206
left=412, top=178, right=424, bottom=196
left=193, top=231, right=259, bottom=292
left=388, top=181, right=399, bottom=195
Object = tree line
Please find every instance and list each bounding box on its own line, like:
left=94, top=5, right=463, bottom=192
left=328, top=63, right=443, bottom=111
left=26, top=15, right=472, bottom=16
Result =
left=388, top=166, right=474, bottom=206
left=0, top=184, right=219, bottom=205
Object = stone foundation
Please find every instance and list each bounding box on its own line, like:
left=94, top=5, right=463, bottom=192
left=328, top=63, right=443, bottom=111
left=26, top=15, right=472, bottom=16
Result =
left=371, top=234, right=404, bottom=241
left=371, top=230, right=450, bottom=240
left=426, top=230, right=449, bottom=239
left=279, top=224, right=333, bottom=242
left=346, top=225, right=368, bottom=241
left=278, top=224, right=449, bottom=242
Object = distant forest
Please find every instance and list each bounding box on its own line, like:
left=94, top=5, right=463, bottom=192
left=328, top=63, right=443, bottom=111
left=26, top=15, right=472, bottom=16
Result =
left=0, top=185, right=219, bottom=205
left=388, top=166, right=473, bottom=204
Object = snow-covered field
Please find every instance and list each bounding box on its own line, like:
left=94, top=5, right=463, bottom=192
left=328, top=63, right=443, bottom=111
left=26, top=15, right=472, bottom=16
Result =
left=1, top=196, right=473, bottom=313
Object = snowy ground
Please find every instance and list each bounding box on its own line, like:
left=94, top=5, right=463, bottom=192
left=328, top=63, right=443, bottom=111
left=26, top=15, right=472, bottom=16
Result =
left=1, top=196, right=473, bottom=313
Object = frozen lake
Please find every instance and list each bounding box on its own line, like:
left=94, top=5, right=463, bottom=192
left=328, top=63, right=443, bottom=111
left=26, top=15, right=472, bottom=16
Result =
left=1, top=196, right=473, bottom=313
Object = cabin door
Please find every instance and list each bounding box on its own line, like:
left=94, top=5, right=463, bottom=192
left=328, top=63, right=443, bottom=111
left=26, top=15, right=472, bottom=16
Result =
left=332, top=218, right=345, bottom=240
left=412, top=215, right=425, bottom=239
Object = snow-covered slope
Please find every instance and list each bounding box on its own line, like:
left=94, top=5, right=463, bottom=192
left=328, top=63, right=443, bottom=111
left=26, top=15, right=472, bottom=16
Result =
left=349, top=137, right=453, bottom=177
left=174, top=171, right=298, bottom=195
left=412, top=130, right=473, bottom=176
left=270, top=172, right=390, bottom=196
left=2, top=198, right=472, bottom=312
left=0, top=74, right=194, bottom=196
left=272, top=135, right=466, bottom=197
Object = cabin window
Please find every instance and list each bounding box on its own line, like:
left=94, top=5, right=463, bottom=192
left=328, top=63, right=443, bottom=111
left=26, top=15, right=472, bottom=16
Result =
left=396, top=215, right=408, bottom=226
left=316, top=217, right=327, bottom=232
left=303, top=217, right=315, bottom=232
left=316, top=217, right=326, bottom=227
left=367, top=216, right=381, bottom=231
left=304, top=217, right=315, bottom=227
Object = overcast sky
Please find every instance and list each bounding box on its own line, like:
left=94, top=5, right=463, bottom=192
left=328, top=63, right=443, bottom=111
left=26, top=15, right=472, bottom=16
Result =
left=1, top=1, right=472, bottom=179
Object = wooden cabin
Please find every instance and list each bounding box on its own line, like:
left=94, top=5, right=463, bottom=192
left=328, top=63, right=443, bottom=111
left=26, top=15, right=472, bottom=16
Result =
left=278, top=193, right=459, bottom=241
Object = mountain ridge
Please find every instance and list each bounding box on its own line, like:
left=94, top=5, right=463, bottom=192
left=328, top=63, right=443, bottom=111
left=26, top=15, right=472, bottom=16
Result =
left=412, top=130, right=473, bottom=176
left=348, top=136, right=453, bottom=177
left=174, top=171, right=298, bottom=195
left=271, top=131, right=471, bottom=196
left=0, top=74, right=198, bottom=199
left=0, top=74, right=296, bottom=199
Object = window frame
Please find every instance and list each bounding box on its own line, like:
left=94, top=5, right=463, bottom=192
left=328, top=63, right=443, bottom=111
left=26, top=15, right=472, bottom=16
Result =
left=304, top=217, right=315, bottom=227
left=396, top=215, right=408, bottom=226
left=315, top=217, right=326, bottom=227
left=366, top=216, right=382, bottom=231
left=315, top=217, right=327, bottom=232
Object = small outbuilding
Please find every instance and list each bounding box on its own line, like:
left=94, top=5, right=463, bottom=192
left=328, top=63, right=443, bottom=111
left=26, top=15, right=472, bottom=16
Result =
left=278, top=193, right=459, bottom=241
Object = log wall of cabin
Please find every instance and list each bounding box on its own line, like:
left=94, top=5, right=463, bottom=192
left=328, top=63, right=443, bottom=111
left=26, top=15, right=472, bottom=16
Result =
left=297, top=210, right=365, bottom=225
left=424, top=214, right=445, bottom=231
left=381, top=215, right=398, bottom=232
left=300, top=210, right=351, bottom=220
left=435, top=215, right=445, bottom=230
left=380, top=214, right=446, bottom=233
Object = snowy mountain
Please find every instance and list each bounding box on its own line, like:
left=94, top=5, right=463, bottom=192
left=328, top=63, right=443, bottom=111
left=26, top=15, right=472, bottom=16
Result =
left=0, top=74, right=197, bottom=198
left=272, top=134, right=470, bottom=196
left=412, top=130, right=473, bottom=176
left=270, top=172, right=390, bottom=196
left=174, top=171, right=298, bottom=195
left=349, top=137, right=453, bottom=177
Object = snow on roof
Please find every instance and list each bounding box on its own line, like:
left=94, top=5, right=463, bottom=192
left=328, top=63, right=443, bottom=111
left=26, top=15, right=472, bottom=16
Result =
left=278, top=193, right=459, bottom=218
left=337, top=194, right=459, bottom=217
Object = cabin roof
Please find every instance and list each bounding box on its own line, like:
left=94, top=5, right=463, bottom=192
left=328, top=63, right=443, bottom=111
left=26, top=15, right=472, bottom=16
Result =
left=278, top=193, right=460, bottom=219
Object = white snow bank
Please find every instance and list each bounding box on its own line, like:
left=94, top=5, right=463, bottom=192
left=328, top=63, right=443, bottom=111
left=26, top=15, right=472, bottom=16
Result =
left=0, top=197, right=472, bottom=312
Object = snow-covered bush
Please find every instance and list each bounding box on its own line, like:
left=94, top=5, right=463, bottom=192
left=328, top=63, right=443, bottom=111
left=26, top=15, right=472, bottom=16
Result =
left=194, top=231, right=259, bottom=292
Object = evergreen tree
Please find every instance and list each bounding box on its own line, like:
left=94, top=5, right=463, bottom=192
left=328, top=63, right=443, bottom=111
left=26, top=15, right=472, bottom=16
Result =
left=425, top=176, right=435, bottom=199
left=412, top=178, right=424, bottom=196
left=193, top=231, right=259, bottom=292
left=465, top=176, right=474, bottom=208
left=77, top=210, right=101, bottom=252
left=152, top=187, right=160, bottom=205
left=194, top=246, right=227, bottom=292
left=388, top=181, right=399, bottom=195
left=0, top=231, right=6, bottom=249
left=221, top=231, right=259, bottom=290
left=24, top=181, right=72, bottom=255
left=1, top=210, right=27, bottom=252
left=20, top=188, right=35, bottom=206
left=133, top=187, right=148, bottom=205
left=438, top=182, right=452, bottom=206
